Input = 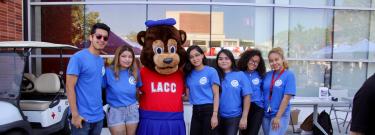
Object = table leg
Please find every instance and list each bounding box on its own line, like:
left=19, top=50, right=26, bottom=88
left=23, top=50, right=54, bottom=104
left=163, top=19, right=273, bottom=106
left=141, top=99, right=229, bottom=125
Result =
left=313, top=104, right=328, bottom=135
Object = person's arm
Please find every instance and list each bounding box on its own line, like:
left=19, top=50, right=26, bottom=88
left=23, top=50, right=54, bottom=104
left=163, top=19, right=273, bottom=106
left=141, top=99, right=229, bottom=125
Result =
left=182, top=88, right=190, bottom=101
left=350, top=131, right=364, bottom=135
left=239, top=95, right=251, bottom=130
left=66, top=74, right=84, bottom=128
left=136, top=88, right=141, bottom=101
left=211, top=84, right=220, bottom=129
left=272, top=94, right=292, bottom=130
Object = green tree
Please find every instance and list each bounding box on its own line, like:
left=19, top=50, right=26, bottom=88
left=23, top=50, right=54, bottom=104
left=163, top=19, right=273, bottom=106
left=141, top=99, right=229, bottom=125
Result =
left=71, top=6, right=101, bottom=45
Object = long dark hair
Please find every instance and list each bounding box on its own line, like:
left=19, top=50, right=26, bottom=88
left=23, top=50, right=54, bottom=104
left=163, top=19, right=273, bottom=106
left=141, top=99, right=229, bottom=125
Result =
left=237, top=49, right=266, bottom=77
left=111, top=45, right=138, bottom=81
left=215, top=49, right=237, bottom=81
left=184, top=45, right=207, bottom=78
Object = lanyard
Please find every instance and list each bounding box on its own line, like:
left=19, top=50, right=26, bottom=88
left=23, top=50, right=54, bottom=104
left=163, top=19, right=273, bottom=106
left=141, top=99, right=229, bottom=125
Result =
left=269, top=68, right=285, bottom=101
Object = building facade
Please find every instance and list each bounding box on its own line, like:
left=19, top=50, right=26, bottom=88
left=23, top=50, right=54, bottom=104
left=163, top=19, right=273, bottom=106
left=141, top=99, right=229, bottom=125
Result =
left=19, top=0, right=375, bottom=97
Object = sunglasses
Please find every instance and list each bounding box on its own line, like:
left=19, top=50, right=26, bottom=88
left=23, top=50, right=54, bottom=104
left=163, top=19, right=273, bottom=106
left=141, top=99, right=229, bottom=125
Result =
left=94, top=34, right=108, bottom=41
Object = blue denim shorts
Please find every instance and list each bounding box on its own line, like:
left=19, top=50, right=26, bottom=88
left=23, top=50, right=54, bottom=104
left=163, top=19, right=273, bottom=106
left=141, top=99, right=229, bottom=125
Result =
left=107, top=103, right=139, bottom=127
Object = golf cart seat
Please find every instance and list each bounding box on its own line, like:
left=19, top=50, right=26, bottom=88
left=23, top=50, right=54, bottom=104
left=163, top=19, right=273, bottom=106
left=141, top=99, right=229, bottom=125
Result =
left=20, top=73, right=61, bottom=111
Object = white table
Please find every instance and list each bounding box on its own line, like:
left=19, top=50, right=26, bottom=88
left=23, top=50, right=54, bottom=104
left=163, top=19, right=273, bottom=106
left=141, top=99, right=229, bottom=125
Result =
left=291, top=97, right=350, bottom=135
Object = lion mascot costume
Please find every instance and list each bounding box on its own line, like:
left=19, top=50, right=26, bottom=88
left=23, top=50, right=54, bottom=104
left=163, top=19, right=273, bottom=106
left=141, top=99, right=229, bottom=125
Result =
left=136, top=18, right=187, bottom=135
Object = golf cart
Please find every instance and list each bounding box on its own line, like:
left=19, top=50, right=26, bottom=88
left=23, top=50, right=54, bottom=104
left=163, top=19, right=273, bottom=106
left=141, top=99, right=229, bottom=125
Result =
left=0, top=41, right=78, bottom=135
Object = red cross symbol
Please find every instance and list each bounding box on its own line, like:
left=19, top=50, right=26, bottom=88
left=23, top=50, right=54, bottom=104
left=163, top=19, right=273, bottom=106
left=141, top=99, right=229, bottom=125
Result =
left=51, top=112, right=56, bottom=119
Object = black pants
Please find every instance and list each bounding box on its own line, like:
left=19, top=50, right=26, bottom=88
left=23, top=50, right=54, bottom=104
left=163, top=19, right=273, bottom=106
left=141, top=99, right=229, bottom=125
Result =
left=190, top=104, right=218, bottom=135
left=240, top=102, right=264, bottom=135
left=219, top=116, right=241, bottom=135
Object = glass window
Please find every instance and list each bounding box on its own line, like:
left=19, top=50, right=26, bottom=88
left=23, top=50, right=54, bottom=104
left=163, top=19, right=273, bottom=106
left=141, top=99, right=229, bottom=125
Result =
left=335, top=0, right=371, bottom=8
left=85, top=5, right=146, bottom=55
left=148, top=5, right=210, bottom=52
left=369, top=11, right=375, bottom=61
left=252, top=7, right=273, bottom=58
left=289, top=61, right=329, bottom=97
left=331, top=62, right=367, bottom=96
left=290, top=0, right=333, bottom=6
left=212, top=5, right=254, bottom=51
left=210, top=41, right=221, bottom=47
left=255, top=0, right=273, bottom=4
left=333, top=10, right=370, bottom=59
left=273, top=7, right=290, bottom=53
left=212, top=0, right=255, bottom=3
left=193, top=40, right=206, bottom=45
left=37, top=5, right=84, bottom=45
left=368, top=63, right=375, bottom=78
left=288, top=8, right=333, bottom=59
left=149, top=0, right=209, bottom=1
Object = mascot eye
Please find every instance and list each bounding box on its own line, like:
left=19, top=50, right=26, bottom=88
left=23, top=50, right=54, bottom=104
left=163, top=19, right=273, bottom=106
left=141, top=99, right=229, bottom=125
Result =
left=154, top=47, right=163, bottom=54
left=169, top=46, right=176, bottom=53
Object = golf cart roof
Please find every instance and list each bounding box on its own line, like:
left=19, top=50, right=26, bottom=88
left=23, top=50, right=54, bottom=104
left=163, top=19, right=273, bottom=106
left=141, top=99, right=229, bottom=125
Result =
left=0, top=41, right=78, bottom=50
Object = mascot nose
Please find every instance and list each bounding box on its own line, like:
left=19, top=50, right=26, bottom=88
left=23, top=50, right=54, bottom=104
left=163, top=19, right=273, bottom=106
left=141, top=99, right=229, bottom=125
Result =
left=163, top=58, right=173, bottom=64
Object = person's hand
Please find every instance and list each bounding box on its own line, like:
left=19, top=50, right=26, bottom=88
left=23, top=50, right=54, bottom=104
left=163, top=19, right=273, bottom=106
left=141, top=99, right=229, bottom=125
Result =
left=272, top=117, right=281, bottom=130
left=239, top=117, right=247, bottom=130
left=211, top=115, right=218, bottom=129
left=72, top=114, right=85, bottom=128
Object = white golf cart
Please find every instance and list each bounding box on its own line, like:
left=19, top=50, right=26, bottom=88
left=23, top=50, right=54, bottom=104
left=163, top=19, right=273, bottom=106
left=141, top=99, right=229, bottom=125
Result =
left=0, top=41, right=78, bottom=135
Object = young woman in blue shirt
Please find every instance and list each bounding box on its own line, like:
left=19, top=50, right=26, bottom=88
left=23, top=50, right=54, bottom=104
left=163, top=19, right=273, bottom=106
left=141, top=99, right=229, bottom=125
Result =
left=103, top=46, right=142, bottom=135
left=215, top=49, right=252, bottom=135
left=238, top=49, right=266, bottom=135
left=184, top=45, right=220, bottom=135
left=262, top=47, right=296, bottom=135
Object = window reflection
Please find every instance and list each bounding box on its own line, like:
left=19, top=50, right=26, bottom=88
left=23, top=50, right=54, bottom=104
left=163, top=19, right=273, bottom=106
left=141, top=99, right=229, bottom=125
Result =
left=212, top=6, right=254, bottom=56
left=369, top=11, right=375, bottom=61
left=83, top=5, right=145, bottom=55
left=332, top=62, right=367, bottom=96
left=212, top=0, right=255, bottom=3
left=368, top=63, right=375, bottom=78
left=31, top=1, right=375, bottom=96
left=333, top=10, right=370, bottom=59
left=148, top=5, right=210, bottom=53
left=290, top=0, right=333, bottom=6
left=289, top=8, right=333, bottom=59
left=289, top=61, right=329, bottom=97
left=39, top=5, right=84, bottom=45
left=335, top=0, right=371, bottom=8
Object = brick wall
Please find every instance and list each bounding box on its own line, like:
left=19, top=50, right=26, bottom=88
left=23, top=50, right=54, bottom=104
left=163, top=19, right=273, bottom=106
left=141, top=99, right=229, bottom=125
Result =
left=0, top=0, right=23, bottom=41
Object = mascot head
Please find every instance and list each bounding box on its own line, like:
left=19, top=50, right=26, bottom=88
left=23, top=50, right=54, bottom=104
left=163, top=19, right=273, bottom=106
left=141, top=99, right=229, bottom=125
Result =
left=137, top=18, right=187, bottom=75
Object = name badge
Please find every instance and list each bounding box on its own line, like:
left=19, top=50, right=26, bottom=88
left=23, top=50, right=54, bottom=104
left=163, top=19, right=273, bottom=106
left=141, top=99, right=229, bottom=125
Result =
left=267, top=105, right=271, bottom=113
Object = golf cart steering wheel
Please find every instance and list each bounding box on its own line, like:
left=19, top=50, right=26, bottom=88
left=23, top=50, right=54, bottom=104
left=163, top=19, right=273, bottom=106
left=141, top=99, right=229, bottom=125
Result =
left=21, top=76, right=35, bottom=92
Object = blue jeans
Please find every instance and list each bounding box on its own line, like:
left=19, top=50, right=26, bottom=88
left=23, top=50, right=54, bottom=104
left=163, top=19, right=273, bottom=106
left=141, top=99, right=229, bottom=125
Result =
left=71, top=120, right=103, bottom=135
left=219, top=116, right=241, bottom=135
left=262, top=115, right=289, bottom=135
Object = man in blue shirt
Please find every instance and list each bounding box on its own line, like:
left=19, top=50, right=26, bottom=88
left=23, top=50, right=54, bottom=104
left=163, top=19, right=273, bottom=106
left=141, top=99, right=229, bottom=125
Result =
left=66, top=23, right=110, bottom=135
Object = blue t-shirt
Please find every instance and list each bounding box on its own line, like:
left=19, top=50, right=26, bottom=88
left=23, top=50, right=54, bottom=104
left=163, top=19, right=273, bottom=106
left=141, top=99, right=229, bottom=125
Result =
left=66, top=49, right=105, bottom=123
left=244, top=71, right=264, bottom=108
left=262, top=69, right=296, bottom=118
left=219, top=71, right=252, bottom=118
left=186, top=66, right=220, bottom=105
left=103, top=67, right=142, bottom=107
